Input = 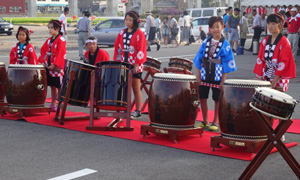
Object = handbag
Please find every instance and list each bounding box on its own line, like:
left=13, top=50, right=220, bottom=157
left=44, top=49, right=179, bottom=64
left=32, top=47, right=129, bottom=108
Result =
left=171, top=26, right=179, bottom=35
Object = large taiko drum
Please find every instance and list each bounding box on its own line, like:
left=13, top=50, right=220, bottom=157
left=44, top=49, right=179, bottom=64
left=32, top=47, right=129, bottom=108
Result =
left=6, top=64, right=47, bottom=108
left=148, top=73, right=199, bottom=128
left=168, top=57, right=193, bottom=71
left=144, top=56, right=162, bottom=72
left=94, top=61, right=134, bottom=111
left=0, top=62, right=6, bottom=102
left=250, top=87, right=298, bottom=120
left=58, top=59, right=95, bottom=107
left=219, top=79, right=272, bottom=140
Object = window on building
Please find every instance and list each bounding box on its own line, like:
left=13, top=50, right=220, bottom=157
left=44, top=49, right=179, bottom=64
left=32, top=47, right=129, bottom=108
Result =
left=9, top=7, right=22, bottom=13
left=0, top=7, right=6, bottom=12
left=51, top=0, right=60, bottom=2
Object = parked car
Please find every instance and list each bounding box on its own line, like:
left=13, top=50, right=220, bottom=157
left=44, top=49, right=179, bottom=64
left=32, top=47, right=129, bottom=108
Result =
left=192, top=17, right=209, bottom=40
left=91, top=17, right=145, bottom=47
left=0, top=17, right=13, bottom=36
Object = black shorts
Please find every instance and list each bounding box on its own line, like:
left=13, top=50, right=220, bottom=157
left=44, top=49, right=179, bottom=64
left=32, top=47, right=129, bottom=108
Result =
left=147, top=27, right=156, bottom=41
left=46, top=70, right=61, bottom=88
left=133, top=72, right=142, bottom=79
left=199, top=81, right=221, bottom=101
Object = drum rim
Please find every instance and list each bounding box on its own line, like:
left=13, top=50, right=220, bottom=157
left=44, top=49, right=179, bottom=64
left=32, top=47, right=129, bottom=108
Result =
left=147, top=56, right=161, bottom=63
left=8, top=64, right=45, bottom=68
left=249, top=102, right=290, bottom=120
left=224, top=79, right=271, bottom=86
left=153, top=73, right=196, bottom=80
left=67, top=59, right=96, bottom=68
left=169, top=57, right=193, bottom=63
left=96, top=61, right=134, bottom=68
left=0, top=62, right=5, bottom=65
left=255, top=87, right=296, bottom=105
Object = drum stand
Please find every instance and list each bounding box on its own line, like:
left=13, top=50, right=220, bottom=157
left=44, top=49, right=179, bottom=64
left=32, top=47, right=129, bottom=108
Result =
left=239, top=110, right=300, bottom=179
left=86, top=71, right=134, bottom=131
left=0, top=103, right=51, bottom=117
left=131, top=67, right=160, bottom=112
left=163, top=67, right=193, bottom=75
left=54, top=70, right=92, bottom=125
left=141, top=124, right=203, bottom=144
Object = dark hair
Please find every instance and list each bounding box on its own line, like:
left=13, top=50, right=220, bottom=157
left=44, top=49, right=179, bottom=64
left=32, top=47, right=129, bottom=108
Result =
left=243, top=12, right=246, bottom=16
left=84, top=11, right=90, bottom=17
left=285, top=11, right=291, bottom=18
left=183, top=10, right=188, bottom=15
left=208, top=16, right=224, bottom=28
left=228, top=7, right=233, bottom=11
left=156, top=15, right=159, bottom=18
left=16, top=26, right=31, bottom=42
left=48, top=20, right=63, bottom=36
left=234, top=8, right=240, bottom=12
left=125, top=11, right=140, bottom=31
left=64, top=7, right=69, bottom=13
left=252, top=9, right=257, bottom=12
left=267, top=13, right=284, bottom=24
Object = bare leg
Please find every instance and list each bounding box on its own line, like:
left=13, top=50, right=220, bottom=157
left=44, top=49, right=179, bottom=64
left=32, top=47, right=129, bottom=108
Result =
left=212, top=101, right=219, bottom=124
left=200, top=99, right=209, bottom=125
left=51, top=86, right=58, bottom=107
left=132, top=78, right=142, bottom=111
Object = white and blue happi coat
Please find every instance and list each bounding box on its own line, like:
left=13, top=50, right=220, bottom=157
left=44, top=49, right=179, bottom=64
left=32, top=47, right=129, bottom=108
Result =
left=193, top=37, right=237, bottom=81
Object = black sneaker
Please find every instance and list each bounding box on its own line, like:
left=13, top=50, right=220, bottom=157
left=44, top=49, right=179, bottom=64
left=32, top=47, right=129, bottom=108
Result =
left=157, top=44, right=161, bottom=51
left=232, top=49, right=236, bottom=53
left=131, top=110, right=141, bottom=119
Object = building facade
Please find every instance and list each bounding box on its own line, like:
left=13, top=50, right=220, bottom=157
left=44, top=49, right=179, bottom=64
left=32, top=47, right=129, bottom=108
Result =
left=0, top=0, right=26, bottom=16
left=36, top=0, right=68, bottom=14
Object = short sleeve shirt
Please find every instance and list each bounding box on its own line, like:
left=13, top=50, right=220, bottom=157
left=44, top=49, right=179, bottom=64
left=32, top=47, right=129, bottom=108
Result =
left=77, top=17, right=91, bottom=32
left=59, top=13, right=67, bottom=33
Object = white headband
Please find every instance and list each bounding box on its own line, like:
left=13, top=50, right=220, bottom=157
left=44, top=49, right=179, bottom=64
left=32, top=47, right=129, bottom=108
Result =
left=85, top=39, right=97, bottom=44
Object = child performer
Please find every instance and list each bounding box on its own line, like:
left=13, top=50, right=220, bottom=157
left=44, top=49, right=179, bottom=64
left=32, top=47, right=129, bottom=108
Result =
left=113, top=11, right=147, bottom=119
left=10, top=26, right=38, bottom=64
left=38, top=20, right=66, bottom=112
left=253, top=13, right=296, bottom=92
left=193, top=16, right=237, bottom=131
left=83, top=36, right=110, bottom=65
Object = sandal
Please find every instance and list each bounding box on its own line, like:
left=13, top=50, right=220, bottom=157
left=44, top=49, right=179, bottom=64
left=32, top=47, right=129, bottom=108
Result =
left=49, top=104, right=57, bottom=112
left=209, top=123, right=219, bottom=131
left=196, top=121, right=209, bottom=128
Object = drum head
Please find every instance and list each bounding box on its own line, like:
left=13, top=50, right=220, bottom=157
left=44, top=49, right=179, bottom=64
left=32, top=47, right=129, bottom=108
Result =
left=153, top=73, right=196, bottom=81
left=224, top=79, right=271, bottom=87
left=8, top=64, right=45, bottom=69
left=67, top=59, right=96, bottom=68
left=170, top=57, right=193, bottom=64
left=255, top=87, right=297, bottom=105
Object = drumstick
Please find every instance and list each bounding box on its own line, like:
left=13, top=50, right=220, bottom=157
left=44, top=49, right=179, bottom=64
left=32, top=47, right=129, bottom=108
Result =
left=200, top=82, right=220, bottom=88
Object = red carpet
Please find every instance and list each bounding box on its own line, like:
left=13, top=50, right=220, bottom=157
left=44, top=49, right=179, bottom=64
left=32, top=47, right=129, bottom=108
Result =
left=1, top=111, right=297, bottom=161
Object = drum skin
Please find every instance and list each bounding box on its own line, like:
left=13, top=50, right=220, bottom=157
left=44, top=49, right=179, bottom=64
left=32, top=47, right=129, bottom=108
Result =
left=219, top=80, right=272, bottom=137
left=6, top=65, right=47, bottom=108
left=168, top=57, right=193, bottom=71
left=58, top=60, right=95, bottom=107
left=0, top=62, right=6, bottom=102
left=95, top=61, right=133, bottom=111
left=148, top=73, right=199, bottom=128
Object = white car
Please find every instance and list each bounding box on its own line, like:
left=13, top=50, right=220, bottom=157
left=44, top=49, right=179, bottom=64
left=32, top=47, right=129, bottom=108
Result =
left=192, top=17, right=209, bottom=40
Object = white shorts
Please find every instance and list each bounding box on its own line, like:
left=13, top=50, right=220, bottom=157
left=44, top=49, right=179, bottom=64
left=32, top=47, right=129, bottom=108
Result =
left=228, top=28, right=239, bottom=42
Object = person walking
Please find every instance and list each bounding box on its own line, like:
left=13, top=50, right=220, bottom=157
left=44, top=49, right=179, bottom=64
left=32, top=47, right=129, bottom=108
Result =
left=223, top=7, right=233, bottom=40
left=145, top=11, right=160, bottom=51
left=240, top=12, right=249, bottom=47
left=246, top=9, right=262, bottom=51
left=77, top=11, right=91, bottom=60
left=227, top=8, right=241, bottom=52
left=155, top=15, right=162, bottom=42
left=59, top=7, right=69, bottom=42
left=161, top=17, right=170, bottom=48
left=183, top=10, right=192, bottom=45
left=168, top=15, right=179, bottom=48
left=287, top=7, right=300, bottom=60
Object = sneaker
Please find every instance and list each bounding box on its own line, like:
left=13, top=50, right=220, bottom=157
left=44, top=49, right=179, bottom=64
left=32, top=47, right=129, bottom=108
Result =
left=196, top=121, right=209, bottom=128
left=131, top=110, right=141, bottom=119
left=157, top=44, right=161, bottom=51
left=209, top=123, right=219, bottom=131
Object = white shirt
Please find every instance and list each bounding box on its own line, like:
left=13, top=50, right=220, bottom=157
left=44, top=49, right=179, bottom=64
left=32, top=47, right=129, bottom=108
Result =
left=253, top=13, right=261, bottom=28
left=296, top=13, right=300, bottom=18
left=183, top=15, right=191, bottom=27
left=59, top=13, right=67, bottom=33
left=178, top=17, right=184, bottom=27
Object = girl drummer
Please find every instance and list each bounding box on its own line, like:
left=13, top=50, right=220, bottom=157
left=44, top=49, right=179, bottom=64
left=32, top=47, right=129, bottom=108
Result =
left=83, top=36, right=110, bottom=65
left=10, top=26, right=38, bottom=64
left=253, top=13, right=296, bottom=92
left=113, top=11, right=147, bottom=119
left=38, top=20, right=66, bottom=112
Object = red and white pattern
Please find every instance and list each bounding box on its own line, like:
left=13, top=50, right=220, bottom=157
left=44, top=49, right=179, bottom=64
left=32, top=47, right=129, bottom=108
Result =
left=245, top=7, right=252, bottom=14
left=10, top=43, right=38, bottom=65
left=269, top=78, right=289, bottom=92
left=200, top=82, right=220, bottom=89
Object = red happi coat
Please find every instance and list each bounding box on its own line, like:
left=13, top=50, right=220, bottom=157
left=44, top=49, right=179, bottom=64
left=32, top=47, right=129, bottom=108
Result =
left=253, top=35, right=296, bottom=91
left=9, top=43, right=38, bottom=65
left=84, top=48, right=110, bottom=66
left=38, top=35, right=66, bottom=77
left=113, top=28, right=147, bottom=73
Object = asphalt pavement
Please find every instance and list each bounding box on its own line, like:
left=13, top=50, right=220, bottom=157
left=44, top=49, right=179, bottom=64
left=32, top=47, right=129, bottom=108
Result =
left=0, top=29, right=300, bottom=180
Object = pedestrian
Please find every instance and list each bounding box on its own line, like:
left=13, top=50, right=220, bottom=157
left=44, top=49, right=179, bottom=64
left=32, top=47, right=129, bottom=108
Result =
left=113, top=11, right=147, bottom=119
left=59, top=7, right=69, bottom=42
left=145, top=11, right=160, bottom=51
left=253, top=13, right=296, bottom=91
left=223, top=8, right=229, bottom=17
left=227, top=8, right=241, bottom=52
left=77, top=11, right=91, bottom=60
left=38, top=20, right=66, bottom=112
left=183, top=10, right=192, bottom=45
left=178, top=14, right=184, bottom=43
left=10, top=26, right=37, bottom=65
left=161, top=17, right=170, bottom=47
left=261, top=13, right=267, bottom=35
left=246, top=9, right=262, bottom=51
left=287, top=7, right=300, bottom=60
left=195, top=26, right=207, bottom=42
left=240, top=12, right=249, bottom=47
left=193, top=16, right=237, bottom=131
left=223, top=7, right=233, bottom=40
left=155, top=15, right=162, bottom=42
left=168, top=15, right=179, bottom=48
left=83, top=36, right=110, bottom=66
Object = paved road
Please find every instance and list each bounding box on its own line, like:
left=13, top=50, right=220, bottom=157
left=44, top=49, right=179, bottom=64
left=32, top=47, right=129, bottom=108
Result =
left=0, top=25, right=300, bottom=180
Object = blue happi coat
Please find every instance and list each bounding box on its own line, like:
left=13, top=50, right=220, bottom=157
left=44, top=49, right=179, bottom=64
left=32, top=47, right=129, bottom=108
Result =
left=193, top=37, right=237, bottom=81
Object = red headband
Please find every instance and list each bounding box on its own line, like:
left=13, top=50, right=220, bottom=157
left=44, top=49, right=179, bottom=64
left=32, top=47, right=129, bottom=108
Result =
left=127, top=11, right=141, bottom=23
left=49, top=20, right=61, bottom=27
left=273, top=13, right=285, bottom=23
left=18, top=29, right=33, bottom=36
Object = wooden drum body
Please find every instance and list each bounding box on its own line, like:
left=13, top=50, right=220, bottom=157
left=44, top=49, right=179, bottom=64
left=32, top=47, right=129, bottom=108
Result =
left=168, top=57, right=193, bottom=71
left=144, top=56, right=162, bottom=72
left=219, top=79, right=271, bottom=139
left=6, top=64, right=47, bottom=108
left=95, top=61, right=134, bottom=111
left=148, top=73, right=199, bottom=128
left=0, top=62, right=6, bottom=102
left=250, top=87, right=298, bottom=120
left=58, top=59, right=95, bottom=107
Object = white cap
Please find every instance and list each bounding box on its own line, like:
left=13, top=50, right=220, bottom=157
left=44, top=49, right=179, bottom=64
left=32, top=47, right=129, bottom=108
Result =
left=291, top=7, right=297, bottom=12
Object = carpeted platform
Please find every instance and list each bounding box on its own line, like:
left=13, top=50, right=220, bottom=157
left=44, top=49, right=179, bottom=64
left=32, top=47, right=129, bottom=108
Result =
left=0, top=111, right=297, bottom=161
